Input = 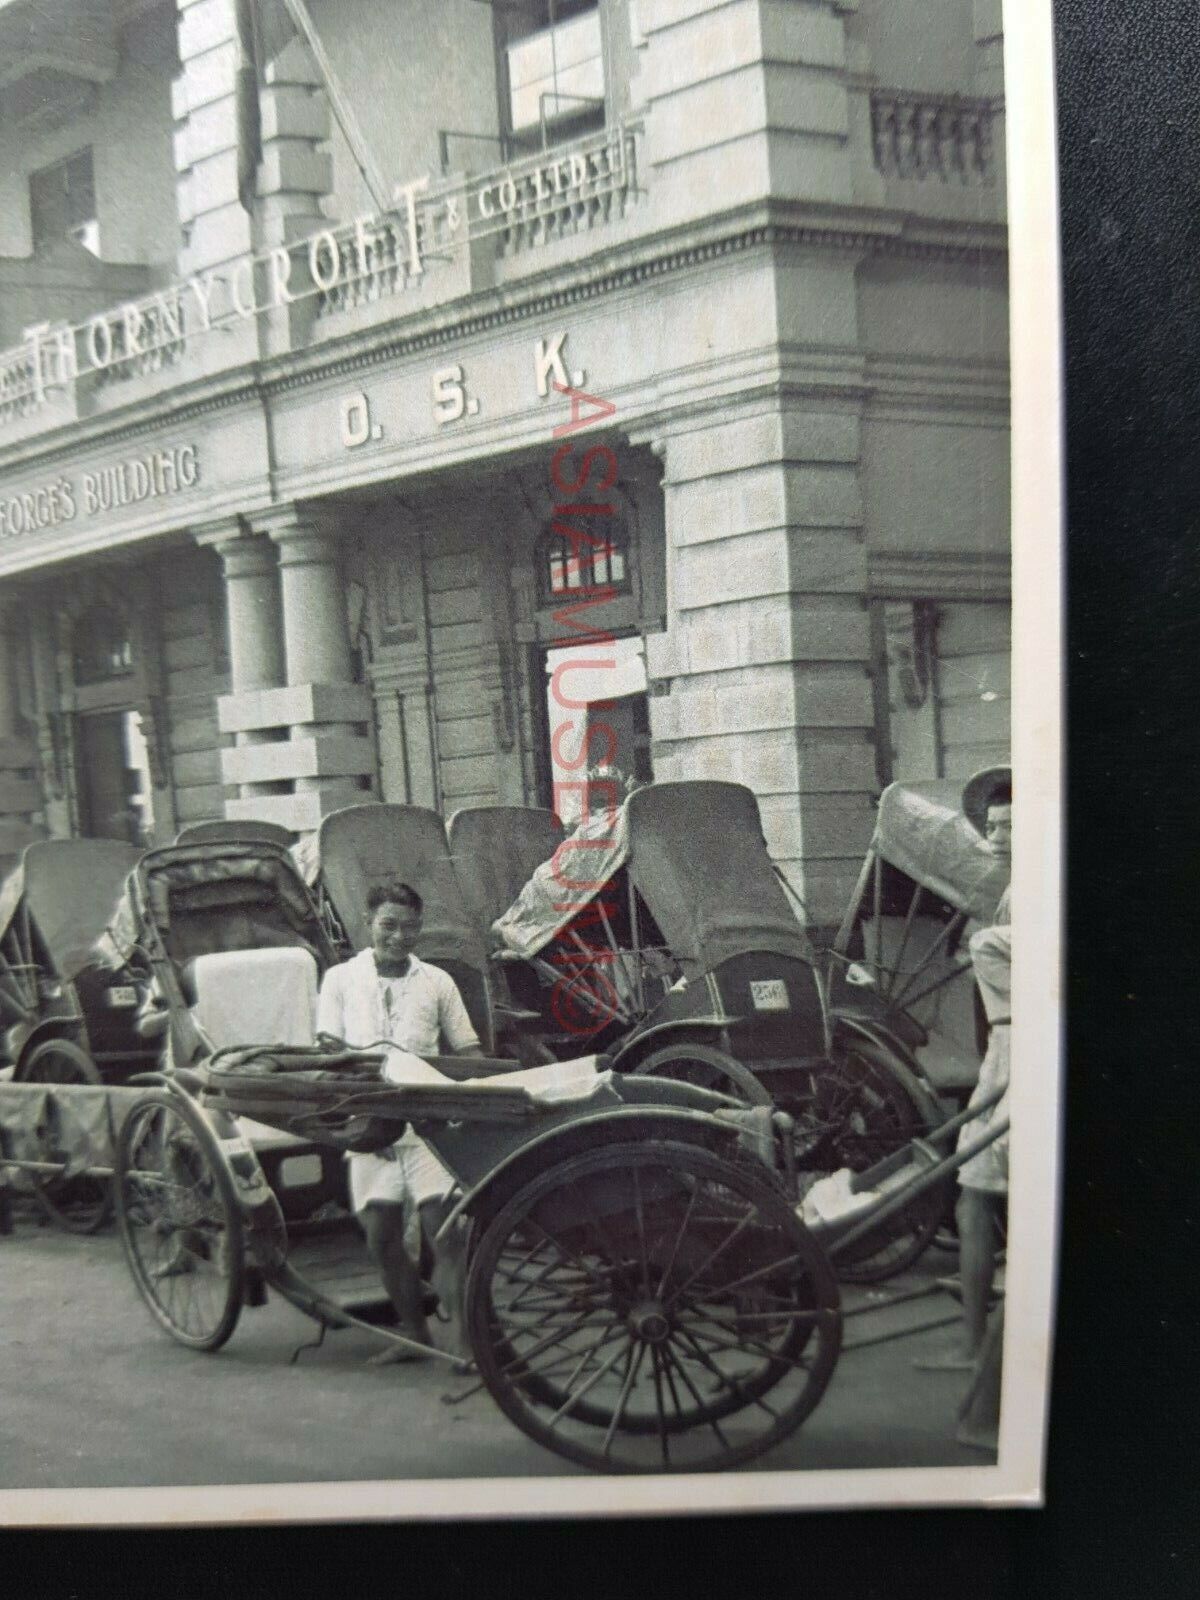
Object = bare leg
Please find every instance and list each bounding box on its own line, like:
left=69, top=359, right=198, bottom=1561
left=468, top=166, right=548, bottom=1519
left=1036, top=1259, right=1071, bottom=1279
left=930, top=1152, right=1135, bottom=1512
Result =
left=958, top=1187, right=999, bottom=1357
left=915, top=1187, right=1000, bottom=1371
left=361, top=1202, right=432, bottom=1363
left=421, top=1196, right=470, bottom=1362
left=958, top=1305, right=1004, bottom=1450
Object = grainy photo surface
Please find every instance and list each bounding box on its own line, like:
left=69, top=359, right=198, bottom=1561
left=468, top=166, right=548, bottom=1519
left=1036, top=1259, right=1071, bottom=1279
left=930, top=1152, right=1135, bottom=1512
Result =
left=0, top=0, right=1060, bottom=1521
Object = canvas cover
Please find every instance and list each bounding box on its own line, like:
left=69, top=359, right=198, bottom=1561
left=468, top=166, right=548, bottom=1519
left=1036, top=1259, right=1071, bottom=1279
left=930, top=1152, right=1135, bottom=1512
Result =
left=492, top=781, right=811, bottom=973
left=873, top=780, right=1008, bottom=924
left=315, top=805, right=487, bottom=970
left=623, top=783, right=812, bottom=974
left=447, top=805, right=565, bottom=930
left=0, top=839, right=142, bottom=980
left=175, top=820, right=295, bottom=848
left=0, top=819, right=45, bottom=883
left=104, top=842, right=327, bottom=967
left=490, top=796, right=630, bottom=958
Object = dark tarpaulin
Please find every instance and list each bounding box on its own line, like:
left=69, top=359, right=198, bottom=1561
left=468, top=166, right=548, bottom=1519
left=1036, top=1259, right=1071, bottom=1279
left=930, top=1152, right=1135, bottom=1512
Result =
left=317, top=805, right=487, bottom=969
left=623, top=782, right=812, bottom=975
left=0, top=839, right=142, bottom=980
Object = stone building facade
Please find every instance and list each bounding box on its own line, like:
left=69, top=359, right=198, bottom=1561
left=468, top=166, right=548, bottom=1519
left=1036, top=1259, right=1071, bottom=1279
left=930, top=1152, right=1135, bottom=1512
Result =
left=0, top=0, right=1010, bottom=928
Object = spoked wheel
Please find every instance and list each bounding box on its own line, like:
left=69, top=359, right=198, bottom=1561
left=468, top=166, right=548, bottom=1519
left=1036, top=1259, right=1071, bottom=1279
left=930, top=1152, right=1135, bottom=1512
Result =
left=17, top=1036, right=112, bottom=1234
left=631, top=1043, right=774, bottom=1107
left=795, top=1046, right=949, bottom=1284
left=466, top=1139, right=842, bottom=1473
left=115, top=1089, right=246, bottom=1351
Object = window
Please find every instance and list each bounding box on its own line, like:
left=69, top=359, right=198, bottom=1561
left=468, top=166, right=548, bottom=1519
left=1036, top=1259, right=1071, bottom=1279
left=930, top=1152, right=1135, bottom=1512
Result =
left=72, top=604, right=134, bottom=685
left=539, top=521, right=630, bottom=604
left=30, top=148, right=99, bottom=256
left=500, top=1, right=605, bottom=149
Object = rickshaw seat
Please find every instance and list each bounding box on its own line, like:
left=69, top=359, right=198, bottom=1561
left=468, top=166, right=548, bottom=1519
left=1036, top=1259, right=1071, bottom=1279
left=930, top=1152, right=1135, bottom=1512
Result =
left=187, top=947, right=319, bottom=1049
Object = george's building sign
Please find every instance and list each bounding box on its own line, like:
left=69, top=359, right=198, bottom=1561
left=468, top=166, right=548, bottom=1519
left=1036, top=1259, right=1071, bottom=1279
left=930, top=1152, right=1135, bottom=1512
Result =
left=0, top=444, right=199, bottom=541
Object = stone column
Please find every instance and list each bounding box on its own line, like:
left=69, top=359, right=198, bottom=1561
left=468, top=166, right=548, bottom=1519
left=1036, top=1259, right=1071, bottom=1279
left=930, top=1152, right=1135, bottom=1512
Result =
left=205, top=506, right=375, bottom=830
left=196, top=518, right=285, bottom=804
left=641, top=398, right=878, bottom=932
left=199, top=520, right=285, bottom=692
left=268, top=512, right=354, bottom=689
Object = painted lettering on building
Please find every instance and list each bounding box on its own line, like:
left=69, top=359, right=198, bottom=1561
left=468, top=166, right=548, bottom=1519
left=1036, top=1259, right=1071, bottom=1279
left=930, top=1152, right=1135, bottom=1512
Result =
left=0, top=126, right=638, bottom=430
left=0, top=445, right=199, bottom=541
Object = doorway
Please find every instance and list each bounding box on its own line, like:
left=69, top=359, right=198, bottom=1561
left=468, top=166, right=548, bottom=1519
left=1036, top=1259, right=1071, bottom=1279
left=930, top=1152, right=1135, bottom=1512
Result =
left=543, top=636, right=651, bottom=824
left=75, top=709, right=156, bottom=844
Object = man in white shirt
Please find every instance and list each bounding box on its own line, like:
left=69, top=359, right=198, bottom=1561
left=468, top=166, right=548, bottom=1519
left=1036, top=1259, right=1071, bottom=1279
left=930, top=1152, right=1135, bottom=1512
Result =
left=317, top=880, right=480, bottom=1361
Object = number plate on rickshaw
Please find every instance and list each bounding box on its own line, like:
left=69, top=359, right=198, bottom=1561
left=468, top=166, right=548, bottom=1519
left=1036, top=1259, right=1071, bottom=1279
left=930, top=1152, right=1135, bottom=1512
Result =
left=106, top=986, right=137, bottom=1008
left=749, top=979, right=789, bottom=1011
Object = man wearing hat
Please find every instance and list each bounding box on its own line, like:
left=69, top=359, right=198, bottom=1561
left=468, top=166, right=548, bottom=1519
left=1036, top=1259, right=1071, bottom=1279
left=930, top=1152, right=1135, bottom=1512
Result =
left=918, top=765, right=1011, bottom=1402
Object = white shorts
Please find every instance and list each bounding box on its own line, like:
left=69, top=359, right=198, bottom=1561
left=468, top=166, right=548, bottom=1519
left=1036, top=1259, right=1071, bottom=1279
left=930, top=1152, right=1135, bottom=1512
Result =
left=347, top=1131, right=457, bottom=1216
left=957, top=1025, right=1010, bottom=1195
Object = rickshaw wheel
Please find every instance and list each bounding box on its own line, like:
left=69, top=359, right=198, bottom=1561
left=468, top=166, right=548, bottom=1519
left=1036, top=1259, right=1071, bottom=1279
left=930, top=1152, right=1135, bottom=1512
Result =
left=799, top=1046, right=948, bottom=1285
left=115, top=1089, right=246, bottom=1351
left=630, top=1042, right=773, bottom=1107
left=17, top=1036, right=113, bottom=1235
left=466, top=1139, right=842, bottom=1474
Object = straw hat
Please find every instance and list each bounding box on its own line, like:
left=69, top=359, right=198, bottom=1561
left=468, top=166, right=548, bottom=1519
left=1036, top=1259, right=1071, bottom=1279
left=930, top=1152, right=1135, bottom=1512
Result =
left=961, top=764, right=1012, bottom=838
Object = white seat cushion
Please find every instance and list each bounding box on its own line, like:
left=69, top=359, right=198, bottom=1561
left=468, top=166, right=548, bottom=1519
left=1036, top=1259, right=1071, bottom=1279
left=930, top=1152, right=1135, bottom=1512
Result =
left=189, top=947, right=318, bottom=1049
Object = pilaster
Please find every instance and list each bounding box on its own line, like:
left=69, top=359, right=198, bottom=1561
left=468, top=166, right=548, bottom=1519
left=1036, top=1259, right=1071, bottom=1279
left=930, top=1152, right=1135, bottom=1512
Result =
left=255, top=35, right=334, bottom=353
left=641, top=397, right=877, bottom=927
left=639, top=0, right=856, bottom=226
left=173, top=0, right=256, bottom=280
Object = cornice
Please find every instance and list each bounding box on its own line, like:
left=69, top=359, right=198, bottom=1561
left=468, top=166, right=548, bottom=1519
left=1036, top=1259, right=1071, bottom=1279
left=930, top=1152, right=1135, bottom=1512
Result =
left=867, top=548, right=1010, bottom=600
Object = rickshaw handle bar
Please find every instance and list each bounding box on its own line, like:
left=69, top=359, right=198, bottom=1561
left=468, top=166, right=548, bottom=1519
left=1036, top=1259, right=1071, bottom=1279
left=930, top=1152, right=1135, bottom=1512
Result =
left=828, top=1111, right=1010, bottom=1259
left=847, top=1080, right=1006, bottom=1194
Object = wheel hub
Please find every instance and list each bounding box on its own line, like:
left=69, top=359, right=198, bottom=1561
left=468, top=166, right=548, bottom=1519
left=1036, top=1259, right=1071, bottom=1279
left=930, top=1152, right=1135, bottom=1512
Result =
left=627, top=1300, right=671, bottom=1344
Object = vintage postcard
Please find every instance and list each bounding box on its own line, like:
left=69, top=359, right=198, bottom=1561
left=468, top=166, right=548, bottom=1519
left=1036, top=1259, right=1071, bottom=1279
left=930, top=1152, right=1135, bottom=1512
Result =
left=0, top=0, right=1060, bottom=1521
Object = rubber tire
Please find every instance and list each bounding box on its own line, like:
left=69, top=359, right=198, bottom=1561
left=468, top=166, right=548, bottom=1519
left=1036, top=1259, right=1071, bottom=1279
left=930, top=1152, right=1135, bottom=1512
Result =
left=115, top=1088, right=246, bottom=1352
left=466, top=1137, right=842, bottom=1474
left=629, top=1041, right=774, bottom=1107
left=16, top=1035, right=113, bottom=1234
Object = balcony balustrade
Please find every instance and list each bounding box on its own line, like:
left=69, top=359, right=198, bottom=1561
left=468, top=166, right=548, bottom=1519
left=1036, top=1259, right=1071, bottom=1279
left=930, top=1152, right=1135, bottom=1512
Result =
left=870, top=90, right=996, bottom=186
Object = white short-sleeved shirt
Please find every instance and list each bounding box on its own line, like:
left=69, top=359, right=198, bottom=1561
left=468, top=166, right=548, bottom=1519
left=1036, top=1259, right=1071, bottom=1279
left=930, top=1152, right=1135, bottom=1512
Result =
left=316, top=948, right=480, bottom=1059
left=315, top=948, right=480, bottom=1216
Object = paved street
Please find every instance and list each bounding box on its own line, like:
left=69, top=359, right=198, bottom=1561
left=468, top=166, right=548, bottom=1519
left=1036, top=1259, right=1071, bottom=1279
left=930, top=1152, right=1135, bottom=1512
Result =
left=0, top=1208, right=996, bottom=1490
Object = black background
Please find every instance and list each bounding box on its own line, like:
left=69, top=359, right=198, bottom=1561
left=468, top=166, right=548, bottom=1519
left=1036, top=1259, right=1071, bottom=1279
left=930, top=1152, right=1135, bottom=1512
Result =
left=3, top=2, right=1198, bottom=1594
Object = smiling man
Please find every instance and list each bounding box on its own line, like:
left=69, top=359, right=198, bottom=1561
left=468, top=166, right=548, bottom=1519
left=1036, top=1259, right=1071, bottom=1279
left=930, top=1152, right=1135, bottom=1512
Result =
left=317, top=881, right=480, bottom=1362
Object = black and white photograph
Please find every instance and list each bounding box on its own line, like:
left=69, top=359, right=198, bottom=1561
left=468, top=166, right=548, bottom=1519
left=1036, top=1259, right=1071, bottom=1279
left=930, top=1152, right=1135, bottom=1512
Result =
left=0, top=0, right=1060, bottom=1520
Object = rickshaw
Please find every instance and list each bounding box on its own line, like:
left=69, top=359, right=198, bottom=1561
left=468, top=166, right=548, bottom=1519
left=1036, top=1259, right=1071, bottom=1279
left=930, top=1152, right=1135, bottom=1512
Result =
left=829, top=779, right=1009, bottom=1103
left=103, top=1016, right=1011, bottom=1473
left=300, top=789, right=944, bottom=1281
left=0, top=838, right=152, bottom=1087
left=0, top=838, right=157, bottom=1229
left=102, top=839, right=397, bottom=1310
left=471, top=782, right=949, bottom=1281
